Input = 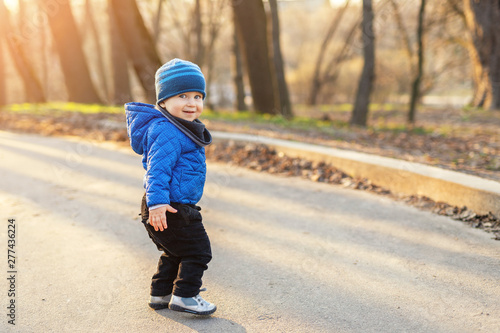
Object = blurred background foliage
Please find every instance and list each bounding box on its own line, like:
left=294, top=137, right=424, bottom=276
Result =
left=0, top=0, right=499, bottom=127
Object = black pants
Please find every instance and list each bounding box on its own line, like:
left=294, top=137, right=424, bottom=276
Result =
left=141, top=194, right=212, bottom=298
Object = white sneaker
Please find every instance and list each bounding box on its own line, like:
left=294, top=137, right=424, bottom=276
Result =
left=148, top=294, right=172, bottom=310
left=169, top=293, right=216, bottom=315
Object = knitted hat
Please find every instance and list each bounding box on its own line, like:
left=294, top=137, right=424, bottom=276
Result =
left=155, top=58, right=206, bottom=104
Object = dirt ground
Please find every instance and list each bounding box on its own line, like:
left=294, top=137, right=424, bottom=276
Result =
left=0, top=107, right=498, bottom=239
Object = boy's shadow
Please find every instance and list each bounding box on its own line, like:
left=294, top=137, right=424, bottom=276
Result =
left=154, top=309, right=247, bottom=332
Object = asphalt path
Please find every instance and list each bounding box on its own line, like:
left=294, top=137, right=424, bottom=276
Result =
left=1, top=131, right=499, bottom=333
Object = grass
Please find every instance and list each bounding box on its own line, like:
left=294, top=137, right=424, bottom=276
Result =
left=1, top=102, right=465, bottom=138
left=1, top=102, right=123, bottom=115
left=201, top=109, right=350, bottom=131
left=203, top=107, right=436, bottom=136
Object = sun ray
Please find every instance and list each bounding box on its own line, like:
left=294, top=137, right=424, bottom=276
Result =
left=3, top=0, right=19, bottom=12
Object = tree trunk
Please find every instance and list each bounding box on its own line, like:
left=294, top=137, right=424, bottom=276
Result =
left=0, top=4, right=5, bottom=106
left=193, top=0, right=205, bottom=67
left=108, top=0, right=132, bottom=105
left=38, top=2, right=49, bottom=98
left=85, top=0, right=109, bottom=103
left=232, top=0, right=278, bottom=114
left=202, top=0, right=225, bottom=110
left=0, top=39, right=5, bottom=106
left=38, top=0, right=101, bottom=103
left=350, top=0, right=375, bottom=127
left=204, top=49, right=216, bottom=111
left=408, top=0, right=426, bottom=124
left=489, top=4, right=500, bottom=109
left=153, top=0, right=164, bottom=45
left=268, top=0, right=293, bottom=119
left=232, top=27, right=247, bottom=111
left=110, top=0, right=162, bottom=102
left=463, top=0, right=500, bottom=110
left=0, top=1, right=46, bottom=103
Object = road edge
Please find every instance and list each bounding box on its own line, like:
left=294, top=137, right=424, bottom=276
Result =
left=212, top=131, right=500, bottom=217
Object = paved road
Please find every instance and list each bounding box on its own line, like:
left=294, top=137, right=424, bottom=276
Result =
left=1, top=131, right=499, bottom=333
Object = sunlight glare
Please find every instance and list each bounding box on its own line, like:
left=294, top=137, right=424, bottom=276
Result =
left=330, top=0, right=361, bottom=7
left=3, top=0, right=19, bottom=11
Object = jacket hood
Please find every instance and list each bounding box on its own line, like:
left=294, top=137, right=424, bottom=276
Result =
left=125, top=102, right=164, bottom=155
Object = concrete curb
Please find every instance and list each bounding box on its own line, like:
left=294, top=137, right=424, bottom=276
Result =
left=212, top=131, right=500, bottom=217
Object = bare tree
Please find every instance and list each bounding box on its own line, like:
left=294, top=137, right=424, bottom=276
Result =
left=153, top=0, right=165, bottom=45
left=164, top=1, right=192, bottom=59
left=85, top=0, right=109, bottom=103
left=269, top=0, right=293, bottom=118
left=232, top=25, right=247, bottom=111
left=389, top=0, right=414, bottom=74
left=38, top=0, right=101, bottom=103
left=163, top=0, right=206, bottom=66
left=110, top=0, right=162, bottom=102
left=108, top=0, right=132, bottom=104
left=232, top=0, right=278, bottom=114
left=199, top=0, right=226, bottom=108
left=0, top=2, right=5, bottom=106
left=193, top=0, right=204, bottom=67
left=391, top=0, right=465, bottom=117
left=38, top=2, right=49, bottom=98
left=309, top=0, right=350, bottom=106
left=462, top=0, right=500, bottom=110
left=161, top=0, right=225, bottom=108
left=408, top=0, right=426, bottom=124
left=446, top=0, right=485, bottom=107
left=0, top=40, right=4, bottom=106
left=350, top=0, right=375, bottom=126
left=1, top=1, right=46, bottom=103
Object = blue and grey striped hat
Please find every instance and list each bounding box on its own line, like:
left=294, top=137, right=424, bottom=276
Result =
left=155, top=58, right=206, bottom=104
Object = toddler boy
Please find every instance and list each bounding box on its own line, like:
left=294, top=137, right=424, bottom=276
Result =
left=125, top=58, right=215, bottom=315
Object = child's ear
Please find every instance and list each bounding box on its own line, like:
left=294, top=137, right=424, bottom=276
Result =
left=159, top=102, right=164, bottom=108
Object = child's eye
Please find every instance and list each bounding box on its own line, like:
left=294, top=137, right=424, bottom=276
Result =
left=179, top=94, right=187, bottom=98
left=194, top=95, right=202, bottom=99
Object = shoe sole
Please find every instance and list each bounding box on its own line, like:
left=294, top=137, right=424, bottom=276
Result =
left=169, top=304, right=216, bottom=315
left=148, top=302, right=169, bottom=310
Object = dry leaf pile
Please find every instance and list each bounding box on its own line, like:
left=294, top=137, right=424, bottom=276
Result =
left=206, top=141, right=500, bottom=240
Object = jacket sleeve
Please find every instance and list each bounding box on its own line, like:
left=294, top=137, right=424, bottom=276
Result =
left=144, top=123, right=182, bottom=207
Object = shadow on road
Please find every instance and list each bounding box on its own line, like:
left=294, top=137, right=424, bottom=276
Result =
left=153, top=309, right=247, bottom=332
left=1, top=132, right=499, bottom=332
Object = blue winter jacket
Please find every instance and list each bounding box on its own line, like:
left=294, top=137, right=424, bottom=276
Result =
left=125, top=102, right=210, bottom=207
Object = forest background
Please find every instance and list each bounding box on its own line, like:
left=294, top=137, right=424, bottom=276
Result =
left=0, top=0, right=499, bottom=182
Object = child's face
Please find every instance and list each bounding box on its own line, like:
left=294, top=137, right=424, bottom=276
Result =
left=159, top=91, right=203, bottom=121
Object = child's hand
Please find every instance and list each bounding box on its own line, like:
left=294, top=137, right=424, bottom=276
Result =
left=149, top=205, right=178, bottom=231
